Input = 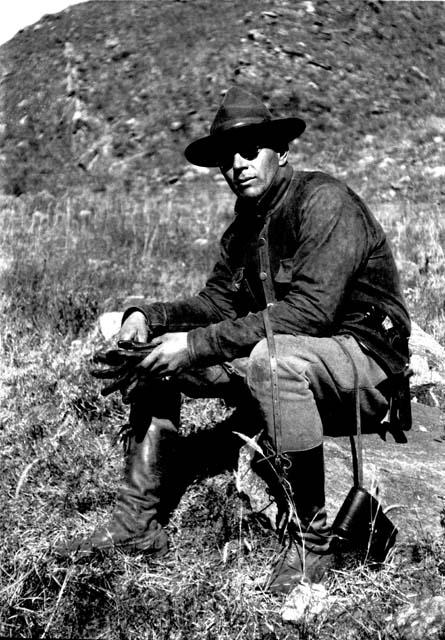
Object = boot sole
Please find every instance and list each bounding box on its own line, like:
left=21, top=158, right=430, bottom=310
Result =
left=54, top=533, right=169, bottom=559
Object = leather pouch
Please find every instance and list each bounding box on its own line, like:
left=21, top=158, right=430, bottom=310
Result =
left=332, top=486, right=398, bottom=562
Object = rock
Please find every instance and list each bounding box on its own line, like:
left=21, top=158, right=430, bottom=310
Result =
left=183, top=169, right=197, bottom=181
left=302, top=1, right=316, bottom=14
left=192, top=166, right=211, bottom=175
left=325, top=402, right=445, bottom=540
left=247, top=30, right=266, bottom=42
left=424, top=166, right=445, bottom=179
left=387, top=595, right=445, bottom=640
left=98, top=311, right=123, bottom=341
left=169, top=120, right=184, bottom=131
left=281, top=582, right=330, bottom=623
left=410, top=65, right=429, bottom=81
left=261, top=11, right=278, bottom=19
left=78, top=209, right=92, bottom=222
left=237, top=402, right=445, bottom=541
left=281, top=44, right=305, bottom=58
left=236, top=437, right=278, bottom=529
left=409, top=321, right=445, bottom=389
left=105, top=37, right=119, bottom=49
left=192, top=238, right=209, bottom=248
left=425, top=116, right=445, bottom=134
left=63, top=42, right=75, bottom=59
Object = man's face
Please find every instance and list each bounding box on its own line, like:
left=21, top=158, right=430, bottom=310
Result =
left=219, top=136, right=288, bottom=201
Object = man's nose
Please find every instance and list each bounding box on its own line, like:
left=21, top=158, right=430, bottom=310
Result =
left=232, top=152, right=248, bottom=170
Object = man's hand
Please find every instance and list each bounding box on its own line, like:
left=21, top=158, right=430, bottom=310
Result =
left=137, top=332, right=190, bottom=378
left=118, top=310, right=149, bottom=343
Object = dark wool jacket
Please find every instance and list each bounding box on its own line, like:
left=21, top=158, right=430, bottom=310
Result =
left=127, top=164, right=410, bottom=377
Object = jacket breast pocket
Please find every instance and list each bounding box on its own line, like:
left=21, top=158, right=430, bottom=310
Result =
left=274, top=258, right=293, bottom=284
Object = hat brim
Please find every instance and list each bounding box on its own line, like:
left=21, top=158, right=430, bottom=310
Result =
left=184, top=118, right=306, bottom=167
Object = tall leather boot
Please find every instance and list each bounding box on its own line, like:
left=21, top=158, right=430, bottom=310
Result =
left=56, top=400, right=178, bottom=557
left=259, top=445, right=334, bottom=594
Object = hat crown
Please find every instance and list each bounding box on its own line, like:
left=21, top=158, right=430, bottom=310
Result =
left=210, top=87, right=272, bottom=135
left=184, top=86, right=306, bottom=167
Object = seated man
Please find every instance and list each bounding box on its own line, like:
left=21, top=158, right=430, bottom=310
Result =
left=59, top=87, right=411, bottom=596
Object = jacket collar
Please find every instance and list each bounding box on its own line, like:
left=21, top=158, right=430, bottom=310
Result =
left=234, top=163, right=293, bottom=219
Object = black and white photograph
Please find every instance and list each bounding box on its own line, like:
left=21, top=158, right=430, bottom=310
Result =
left=0, top=0, right=444, bottom=637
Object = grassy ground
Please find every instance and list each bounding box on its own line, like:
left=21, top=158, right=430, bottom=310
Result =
left=0, top=161, right=444, bottom=637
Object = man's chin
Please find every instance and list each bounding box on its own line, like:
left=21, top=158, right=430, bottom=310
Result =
left=237, top=185, right=262, bottom=200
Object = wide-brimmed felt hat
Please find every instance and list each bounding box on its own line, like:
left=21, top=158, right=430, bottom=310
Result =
left=184, top=86, right=306, bottom=167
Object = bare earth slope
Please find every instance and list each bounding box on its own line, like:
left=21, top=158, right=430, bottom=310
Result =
left=0, top=0, right=443, bottom=196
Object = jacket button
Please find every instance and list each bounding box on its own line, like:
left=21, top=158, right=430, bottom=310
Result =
left=259, top=271, right=267, bottom=280
left=258, top=237, right=266, bottom=246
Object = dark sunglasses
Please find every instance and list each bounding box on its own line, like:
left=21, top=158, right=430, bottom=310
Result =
left=218, top=143, right=262, bottom=169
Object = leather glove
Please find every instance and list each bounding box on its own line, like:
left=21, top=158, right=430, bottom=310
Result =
left=91, top=340, right=155, bottom=403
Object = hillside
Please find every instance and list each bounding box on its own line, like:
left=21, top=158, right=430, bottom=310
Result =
left=0, top=0, right=444, bottom=197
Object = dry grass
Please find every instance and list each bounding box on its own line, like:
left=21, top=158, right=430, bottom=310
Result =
left=375, top=198, right=445, bottom=345
left=0, top=168, right=444, bottom=637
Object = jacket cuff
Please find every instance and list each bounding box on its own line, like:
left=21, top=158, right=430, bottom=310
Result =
left=187, top=325, right=224, bottom=367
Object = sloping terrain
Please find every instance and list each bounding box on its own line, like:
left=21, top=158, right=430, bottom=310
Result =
left=0, top=0, right=443, bottom=196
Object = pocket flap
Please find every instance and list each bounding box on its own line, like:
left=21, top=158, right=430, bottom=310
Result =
left=274, top=258, right=293, bottom=283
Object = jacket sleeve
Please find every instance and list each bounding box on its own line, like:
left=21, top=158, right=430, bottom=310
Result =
left=122, top=232, right=240, bottom=334
left=187, top=184, right=372, bottom=366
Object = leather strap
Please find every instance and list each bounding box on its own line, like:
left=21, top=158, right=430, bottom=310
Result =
left=332, top=336, right=363, bottom=487
left=262, top=305, right=282, bottom=454
left=258, top=219, right=283, bottom=456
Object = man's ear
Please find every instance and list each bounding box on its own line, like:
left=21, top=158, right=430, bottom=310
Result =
left=278, top=150, right=288, bottom=166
